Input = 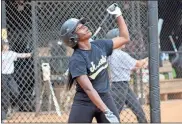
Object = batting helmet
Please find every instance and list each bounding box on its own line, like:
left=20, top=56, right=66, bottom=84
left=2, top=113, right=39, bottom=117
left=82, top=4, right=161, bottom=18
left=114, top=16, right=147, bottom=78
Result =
left=60, top=17, right=86, bottom=48
left=105, top=28, right=119, bottom=39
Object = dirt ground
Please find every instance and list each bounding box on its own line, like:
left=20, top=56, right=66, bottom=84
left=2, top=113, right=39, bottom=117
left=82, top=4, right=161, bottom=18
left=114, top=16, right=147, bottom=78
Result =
left=3, top=100, right=182, bottom=123
left=120, top=100, right=182, bottom=122
left=160, top=100, right=182, bottom=122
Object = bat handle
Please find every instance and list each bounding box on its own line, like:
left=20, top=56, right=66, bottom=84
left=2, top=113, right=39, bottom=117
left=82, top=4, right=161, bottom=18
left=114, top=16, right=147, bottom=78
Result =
left=91, top=3, right=118, bottom=40
left=169, top=35, right=178, bottom=56
left=92, top=27, right=101, bottom=40
left=107, top=3, right=118, bottom=12
left=92, top=13, right=110, bottom=40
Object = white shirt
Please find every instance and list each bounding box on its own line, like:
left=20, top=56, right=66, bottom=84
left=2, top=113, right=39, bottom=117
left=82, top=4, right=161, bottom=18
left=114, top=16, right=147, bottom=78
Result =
left=2, top=51, right=18, bottom=74
left=108, top=49, right=136, bottom=82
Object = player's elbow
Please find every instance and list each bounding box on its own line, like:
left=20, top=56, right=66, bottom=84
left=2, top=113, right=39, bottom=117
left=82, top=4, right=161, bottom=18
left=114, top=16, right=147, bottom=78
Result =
left=80, top=81, right=94, bottom=93
left=112, top=37, right=130, bottom=49
left=124, top=37, right=130, bottom=44
left=119, top=37, right=130, bottom=44
left=125, top=35, right=130, bottom=43
left=83, top=86, right=94, bottom=93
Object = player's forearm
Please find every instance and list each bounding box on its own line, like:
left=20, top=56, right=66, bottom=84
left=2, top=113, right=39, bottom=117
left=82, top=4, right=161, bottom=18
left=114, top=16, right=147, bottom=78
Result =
left=17, top=53, right=31, bottom=58
left=117, top=16, right=130, bottom=41
left=76, top=75, right=108, bottom=112
left=84, top=88, right=107, bottom=112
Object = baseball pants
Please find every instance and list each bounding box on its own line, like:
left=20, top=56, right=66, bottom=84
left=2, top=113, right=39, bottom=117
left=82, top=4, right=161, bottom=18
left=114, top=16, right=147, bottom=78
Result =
left=1, top=74, right=19, bottom=120
left=68, top=92, right=120, bottom=123
left=111, top=81, right=147, bottom=123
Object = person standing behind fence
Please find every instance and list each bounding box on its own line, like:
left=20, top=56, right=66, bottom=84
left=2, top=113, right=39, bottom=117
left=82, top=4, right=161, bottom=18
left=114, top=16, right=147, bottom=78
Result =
left=60, top=5, right=130, bottom=123
left=1, top=40, right=32, bottom=120
left=105, top=28, right=148, bottom=123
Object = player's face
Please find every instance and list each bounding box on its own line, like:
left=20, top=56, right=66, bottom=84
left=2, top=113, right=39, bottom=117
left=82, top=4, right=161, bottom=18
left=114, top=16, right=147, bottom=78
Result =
left=75, top=23, right=92, bottom=41
left=2, top=44, right=9, bottom=51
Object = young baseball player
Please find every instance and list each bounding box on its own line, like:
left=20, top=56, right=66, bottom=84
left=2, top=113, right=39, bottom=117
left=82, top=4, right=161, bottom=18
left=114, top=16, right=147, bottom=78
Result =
left=60, top=5, right=129, bottom=123
left=106, top=28, right=148, bottom=123
left=1, top=41, right=32, bottom=120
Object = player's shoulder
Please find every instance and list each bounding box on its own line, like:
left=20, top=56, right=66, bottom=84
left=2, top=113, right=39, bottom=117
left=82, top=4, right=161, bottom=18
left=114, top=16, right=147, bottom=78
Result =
left=112, top=49, right=129, bottom=57
left=8, top=50, right=16, bottom=54
left=69, top=50, right=84, bottom=62
left=119, top=50, right=128, bottom=55
left=68, top=52, right=86, bottom=67
left=113, top=49, right=125, bottom=54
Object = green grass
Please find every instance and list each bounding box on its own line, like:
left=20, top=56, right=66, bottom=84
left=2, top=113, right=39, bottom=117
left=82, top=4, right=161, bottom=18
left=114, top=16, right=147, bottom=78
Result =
left=172, top=68, right=177, bottom=78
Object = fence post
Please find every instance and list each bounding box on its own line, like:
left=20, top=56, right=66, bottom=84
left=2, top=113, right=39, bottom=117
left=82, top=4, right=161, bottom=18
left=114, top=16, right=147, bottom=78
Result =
left=2, top=1, right=6, bottom=28
left=148, top=1, right=161, bottom=123
left=31, top=1, right=40, bottom=115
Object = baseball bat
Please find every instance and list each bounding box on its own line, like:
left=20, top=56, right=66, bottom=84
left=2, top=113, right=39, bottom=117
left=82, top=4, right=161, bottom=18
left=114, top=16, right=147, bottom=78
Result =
left=169, top=35, right=178, bottom=55
left=48, top=80, right=62, bottom=116
left=169, top=35, right=180, bottom=67
left=41, top=63, right=61, bottom=116
left=91, top=3, right=118, bottom=40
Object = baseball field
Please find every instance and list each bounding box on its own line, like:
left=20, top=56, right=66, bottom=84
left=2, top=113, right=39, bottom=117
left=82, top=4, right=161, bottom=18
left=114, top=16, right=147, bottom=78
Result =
left=3, top=100, right=182, bottom=123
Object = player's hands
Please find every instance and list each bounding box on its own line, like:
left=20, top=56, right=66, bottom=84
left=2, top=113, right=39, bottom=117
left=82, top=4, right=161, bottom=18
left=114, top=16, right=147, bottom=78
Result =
left=107, top=3, right=122, bottom=18
left=104, top=108, right=119, bottom=123
left=143, top=57, right=149, bottom=68
left=30, top=50, right=35, bottom=57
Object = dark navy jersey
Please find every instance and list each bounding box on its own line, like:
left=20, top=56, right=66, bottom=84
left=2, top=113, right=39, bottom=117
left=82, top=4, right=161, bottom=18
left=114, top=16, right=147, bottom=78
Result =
left=69, top=39, right=113, bottom=93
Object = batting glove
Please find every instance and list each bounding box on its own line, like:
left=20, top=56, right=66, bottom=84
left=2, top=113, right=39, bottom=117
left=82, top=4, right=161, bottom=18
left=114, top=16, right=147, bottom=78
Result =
left=107, top=6, right=122, bottom=18
left=104, top=108, right=119, bottom=123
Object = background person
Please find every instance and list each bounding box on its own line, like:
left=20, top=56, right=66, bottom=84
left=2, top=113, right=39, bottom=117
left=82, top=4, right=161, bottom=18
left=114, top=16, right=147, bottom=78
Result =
left=106, top=28, right=148, bottom=123
left=1, top=41, right=32, bottom=120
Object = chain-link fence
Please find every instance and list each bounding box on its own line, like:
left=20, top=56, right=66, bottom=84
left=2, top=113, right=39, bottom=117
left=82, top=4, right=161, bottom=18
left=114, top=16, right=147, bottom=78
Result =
left=158, top=0, right=182, bottom=102
left=1, top=0, right=181, bottom=123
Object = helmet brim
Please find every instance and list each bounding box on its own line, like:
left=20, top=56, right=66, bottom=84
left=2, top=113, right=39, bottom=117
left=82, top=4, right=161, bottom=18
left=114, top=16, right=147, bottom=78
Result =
left=79, top=17, right=87, bottom=25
